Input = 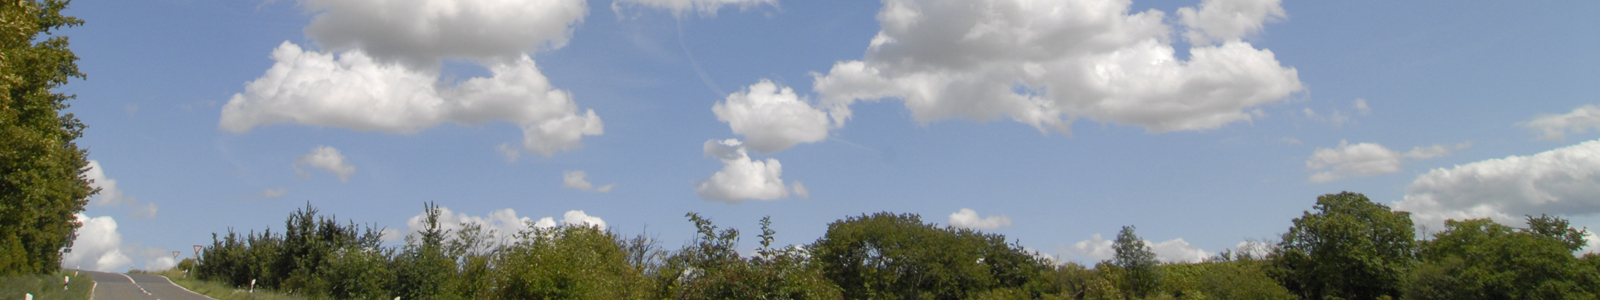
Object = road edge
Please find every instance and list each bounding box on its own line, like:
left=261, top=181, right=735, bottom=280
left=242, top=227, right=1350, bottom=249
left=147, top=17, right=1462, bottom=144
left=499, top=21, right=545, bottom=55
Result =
left=154, top=275, right=218, bottom=300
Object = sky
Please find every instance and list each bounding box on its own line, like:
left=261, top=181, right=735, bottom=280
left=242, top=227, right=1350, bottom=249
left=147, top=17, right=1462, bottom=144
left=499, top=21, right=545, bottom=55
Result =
left=51, top=0, right=1600, bottom=272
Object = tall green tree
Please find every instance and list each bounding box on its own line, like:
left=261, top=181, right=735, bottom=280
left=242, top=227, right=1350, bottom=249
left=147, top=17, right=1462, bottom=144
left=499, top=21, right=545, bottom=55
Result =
left=1272, top=192, right=1416, bottom=300
left=1112, top=225, right=1161, bottom=299
left=1404, top=215, right=1598, bottom=300
left=0, top=0, right=90, bottom=275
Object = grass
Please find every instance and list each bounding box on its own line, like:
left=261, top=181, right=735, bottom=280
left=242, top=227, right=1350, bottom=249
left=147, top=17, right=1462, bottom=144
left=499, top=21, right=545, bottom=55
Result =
left=0, top=270, right=94, bottom=300
left=136, top=269, right=307, bottom=300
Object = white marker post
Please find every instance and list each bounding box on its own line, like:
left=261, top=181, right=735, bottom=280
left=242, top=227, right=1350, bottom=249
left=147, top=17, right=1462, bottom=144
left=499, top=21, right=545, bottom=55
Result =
left=63, top=275, right=69, bottom=290
left=250, top=279, right=256, bottom=294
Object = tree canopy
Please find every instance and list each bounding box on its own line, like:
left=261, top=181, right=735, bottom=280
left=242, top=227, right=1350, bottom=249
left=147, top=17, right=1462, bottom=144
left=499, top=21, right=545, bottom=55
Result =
left=1272, top=192, right=1416, bottom=300
left=0, top=0, right=90, bottom=275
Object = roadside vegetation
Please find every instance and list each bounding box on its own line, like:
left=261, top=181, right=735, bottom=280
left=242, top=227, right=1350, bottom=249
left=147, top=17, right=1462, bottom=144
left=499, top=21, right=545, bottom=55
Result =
left=0, top=271, right=93, bottom=300
left=186, top=192, right=1600, bottom=299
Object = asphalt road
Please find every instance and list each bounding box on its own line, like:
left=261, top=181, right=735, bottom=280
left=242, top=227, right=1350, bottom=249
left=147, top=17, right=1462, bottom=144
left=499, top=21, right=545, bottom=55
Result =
left=79, top=270, right=215, bottom=300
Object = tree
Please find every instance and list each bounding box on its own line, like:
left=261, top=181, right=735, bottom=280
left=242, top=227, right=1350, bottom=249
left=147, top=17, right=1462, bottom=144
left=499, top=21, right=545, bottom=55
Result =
left=0, top=0, right=91, bottom=275
left=809, top=212, right=1049, bottom=299
left=1112, top=225, right=1160, bottom=299
left=1404, top=216, right=1599, bottom=299
left=1272, top=192, right=1415, bottom=300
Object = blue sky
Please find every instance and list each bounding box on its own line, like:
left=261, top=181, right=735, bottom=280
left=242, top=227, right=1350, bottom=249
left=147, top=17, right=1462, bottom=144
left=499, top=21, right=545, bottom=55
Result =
left=54, top=0, right=1600, bottom=272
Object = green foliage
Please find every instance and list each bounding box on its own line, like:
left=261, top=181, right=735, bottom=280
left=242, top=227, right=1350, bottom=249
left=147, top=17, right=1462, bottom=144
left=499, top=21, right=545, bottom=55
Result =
left=0, top=271, right=93, bottom=299
left=1160, top=260, right=1294, bottom=300
left=809, top=212, right=1050, bottom=300
left=1273, top=192, right=1415, bottom=299
left=1112, top=225, right=1161, bottom=298
left=493, top=225, right=651, bottom=299
left=1403, top=216, right=1600, bottom=300
left=0, top=0, right=91, bottom=276
left=657, top=213, right=841, bottom=299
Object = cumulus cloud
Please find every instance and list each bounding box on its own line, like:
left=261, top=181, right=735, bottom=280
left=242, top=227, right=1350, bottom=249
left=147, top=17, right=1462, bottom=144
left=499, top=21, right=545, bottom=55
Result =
left=295, top=145, right=357, bottom=182
left=1059, top=233, right=1210, bottom=263
left=403, top=206, right=609, bottom=244
left=947, top=208, right=1013, bottom=230
left=222, top=0, right=603, bottom=156
left=1306, top=140, right=1402, bottom=183
left=812, top=0, right=1302, bottom=136
left=1147, top=238, right=1210, bottom=263
left=1520, top=104, right=1600, bottom=141
left=696, top=139, right=803, bottom=203
left=220, top=44, right=604, bottom=156
left=563, top=170, right=616, bottom=192
left=299, top=0, right=587, bottom=67
left=611, top=0, right=776, bottom=17
left=1393, top=139, right=1600, bottom=229
left=1354, top=98, right=1371, bottom=115
left=128, top=246, right=178, bottom=272
left=1305, top=140, right=1467, bottom=183
left=1176, top=0, right=1286, bottom=45
left=61, top=214, right=132, bottom=272
left=84, top=160, right=130, bottom=206
left=713, top=80, right=832, bottom=153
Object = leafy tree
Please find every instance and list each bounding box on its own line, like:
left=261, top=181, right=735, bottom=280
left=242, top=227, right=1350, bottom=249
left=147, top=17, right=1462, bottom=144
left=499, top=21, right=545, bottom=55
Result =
left=657, top=214, right=840, bottom=299
left=809, top=212, right=1049, bottom=300
left=0, top=0, right=91, bottom=275
left=492, top=225, right=651, bottom=300
left=1403, top=216, right=1599, bottom=299
left=1271, top=192, right=1415, bottom=300
left=1112, top=225, right=1161, bottom=299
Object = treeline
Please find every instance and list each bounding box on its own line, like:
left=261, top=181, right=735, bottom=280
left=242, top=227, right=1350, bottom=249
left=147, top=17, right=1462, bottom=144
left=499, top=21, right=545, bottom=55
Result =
left=192, top=192, right=1600, bottom=299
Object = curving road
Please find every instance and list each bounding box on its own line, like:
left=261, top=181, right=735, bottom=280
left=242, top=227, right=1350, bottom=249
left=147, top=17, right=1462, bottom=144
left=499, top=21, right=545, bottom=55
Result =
left=78, top=270, right=215, bottom=300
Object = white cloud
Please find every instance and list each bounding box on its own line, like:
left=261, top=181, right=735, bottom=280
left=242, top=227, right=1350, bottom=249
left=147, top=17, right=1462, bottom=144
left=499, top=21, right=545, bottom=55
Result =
left=220, top=44, right=604, bottom=156
left=611, top=0, right=776, bottom=17
left=405, top=206, right=533, bottom=243
left=1061, top=233, right=1115, bottom=262
left=1058, top=233, right=1209, bottom=263
left=1306, top=140, right=1402, bottom=183
left=713, top=80, right=832, bottom=153
left=812, top=0, right=1302, bottom=136
left=562, top=170, right=615, bottom=192
left=1585, top=231, right=1599, bottom=255
left=141, top=256, right=177, bottom=272
left=295, top=145, right=357, bottom=182
left=947, top=208, right=1013, bottom=230
left=61, top=214, right=132, bottom=272
left=695, top=139, right=801, bottom=203
left=1147, top=238, right=1209, bottom=263
left=299, top=0, right=587, bottom=67
left=403, top=207, right=609, bottom=243
left=1307, top=140, right=1469, bottom=183
left=1393, top=139, right=1600, bottom=229
left=1176, top=0, right=1286, bottom=45
left=1354, top=98, right=1371, bottom=115
left=1520, top=104, right=1600, bottom=141
left=84, top=160, right=130, bottom=206
left=558, top=210, right=607, bottom=229
left=128, top=246, right=178, bottom=272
